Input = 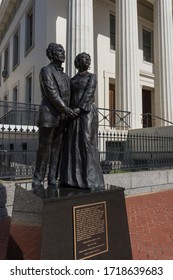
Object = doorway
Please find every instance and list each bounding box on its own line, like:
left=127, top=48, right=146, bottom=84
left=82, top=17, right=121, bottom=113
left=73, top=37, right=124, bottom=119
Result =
left=109, top=83, right=115, bottom=127
left=142, top=89, right=152, bottom=127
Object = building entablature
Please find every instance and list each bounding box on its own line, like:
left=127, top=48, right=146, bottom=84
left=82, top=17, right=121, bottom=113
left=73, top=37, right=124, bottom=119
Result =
left=0, top=0, right=22, bottom=43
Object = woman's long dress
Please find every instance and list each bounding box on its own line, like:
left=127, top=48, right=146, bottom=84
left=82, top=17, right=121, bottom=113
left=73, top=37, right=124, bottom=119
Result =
left=60, top=71, right=105, bottom=190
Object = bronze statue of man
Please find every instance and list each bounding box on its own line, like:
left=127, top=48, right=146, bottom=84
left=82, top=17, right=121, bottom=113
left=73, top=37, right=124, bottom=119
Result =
left=32, top=43, right=77, bottom=197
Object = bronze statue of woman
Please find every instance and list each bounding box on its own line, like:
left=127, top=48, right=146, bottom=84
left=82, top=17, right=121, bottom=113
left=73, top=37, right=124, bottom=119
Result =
left=60, top=52, right=105, bottom=191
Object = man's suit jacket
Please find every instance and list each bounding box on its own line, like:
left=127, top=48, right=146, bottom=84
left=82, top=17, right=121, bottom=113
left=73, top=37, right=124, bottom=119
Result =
left=37, top=63, right=70, bottom=127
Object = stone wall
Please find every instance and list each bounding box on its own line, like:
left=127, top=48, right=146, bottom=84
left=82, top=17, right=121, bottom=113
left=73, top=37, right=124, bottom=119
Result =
left=10, top=169, right=173, bottom=197
left=129, top=126, right=173, bottom=135
left=104, top=169, right=173, bottom=196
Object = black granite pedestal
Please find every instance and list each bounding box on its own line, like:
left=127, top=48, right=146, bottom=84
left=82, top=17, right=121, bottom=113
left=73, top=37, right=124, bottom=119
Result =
left=41, top=186, right=132, bottom=260
left=1, top=183, right=132, bottom=260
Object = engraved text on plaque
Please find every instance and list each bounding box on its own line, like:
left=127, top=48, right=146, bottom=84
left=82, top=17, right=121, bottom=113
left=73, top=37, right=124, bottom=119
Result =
left=73, top=201, right=108, bottom=260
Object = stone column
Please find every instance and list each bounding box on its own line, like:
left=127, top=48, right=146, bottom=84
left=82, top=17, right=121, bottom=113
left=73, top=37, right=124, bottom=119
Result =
left=154, top=0, right=173, bottom=126
left=67, top=0, right=94, bottom=77
left=115, top=0, right=141, bottom=129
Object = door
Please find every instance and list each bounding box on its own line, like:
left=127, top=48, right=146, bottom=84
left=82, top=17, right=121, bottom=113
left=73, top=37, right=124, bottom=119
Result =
left=142, top=89, right=152, bottom=127
left=109, top=84, right=115, bottom=127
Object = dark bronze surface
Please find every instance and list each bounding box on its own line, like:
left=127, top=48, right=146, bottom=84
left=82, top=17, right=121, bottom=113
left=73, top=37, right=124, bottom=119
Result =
left=32, top=43, right=77, bottom=195
left=60, top=53, right=105, bottom=190
left=33, top=49, right=104, bottom=195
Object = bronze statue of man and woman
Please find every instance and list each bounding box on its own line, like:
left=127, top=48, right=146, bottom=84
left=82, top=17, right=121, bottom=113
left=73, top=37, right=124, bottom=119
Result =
left=32, top=43, right=105, bottom=197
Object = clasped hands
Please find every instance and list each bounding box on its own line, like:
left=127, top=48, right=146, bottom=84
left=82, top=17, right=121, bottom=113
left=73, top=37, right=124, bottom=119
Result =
left=63, top=106, right=81, bottom=118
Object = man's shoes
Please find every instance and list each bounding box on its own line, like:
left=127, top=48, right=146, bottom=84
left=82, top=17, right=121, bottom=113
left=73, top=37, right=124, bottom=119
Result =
left=32, top=179, right=45, bottom=198
left=32, top=179, right=41, bottom=188
left=47, top=186, right=58, bottom=198
left=48, top=179, right=57, bottom=188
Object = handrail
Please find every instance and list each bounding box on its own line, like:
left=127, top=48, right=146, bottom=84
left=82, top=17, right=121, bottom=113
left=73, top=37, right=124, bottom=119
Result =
left=97, top=107, right=131, bottom=129
left=0, top=101, right=131, bottom=129
left=142, top=113, right=173, bottom=127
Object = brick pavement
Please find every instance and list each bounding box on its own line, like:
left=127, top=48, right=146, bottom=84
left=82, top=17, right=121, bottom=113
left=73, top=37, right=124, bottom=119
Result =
left=10, top=224, right=41, bottom=259
left=126, top=189, right=173, bottom=260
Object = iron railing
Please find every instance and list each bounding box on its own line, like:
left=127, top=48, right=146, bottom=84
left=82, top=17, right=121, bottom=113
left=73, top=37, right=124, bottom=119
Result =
left=0, top=101, right=39, bottom=126
left=1, top=101, right=173, bottom=178
left=0, top=101, right=38, bottom=179
left=142, top=113, right=173, bottom=128
left=99, top=131, right=173, bottom=173
left=97, top=108, right=130, bottom=129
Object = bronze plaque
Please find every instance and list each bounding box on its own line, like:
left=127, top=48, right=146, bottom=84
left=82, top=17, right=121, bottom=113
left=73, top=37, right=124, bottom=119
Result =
left=73, top=201, right=108, bottom=260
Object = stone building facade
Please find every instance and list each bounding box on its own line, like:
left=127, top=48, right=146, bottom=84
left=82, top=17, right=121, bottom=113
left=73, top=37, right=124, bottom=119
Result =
left=0, top=0, right=173, bottom=129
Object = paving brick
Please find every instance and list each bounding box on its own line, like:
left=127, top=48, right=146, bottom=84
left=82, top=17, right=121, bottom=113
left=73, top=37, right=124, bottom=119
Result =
left=3, top=188, right=173, bottom=260
left=126, top=189, right=173, bottom=260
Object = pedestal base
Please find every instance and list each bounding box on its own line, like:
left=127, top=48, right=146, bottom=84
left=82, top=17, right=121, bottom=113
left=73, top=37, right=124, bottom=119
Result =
left=41, top=185, right=132, bottom=260
left=1, top=183, right=132, bottom=260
